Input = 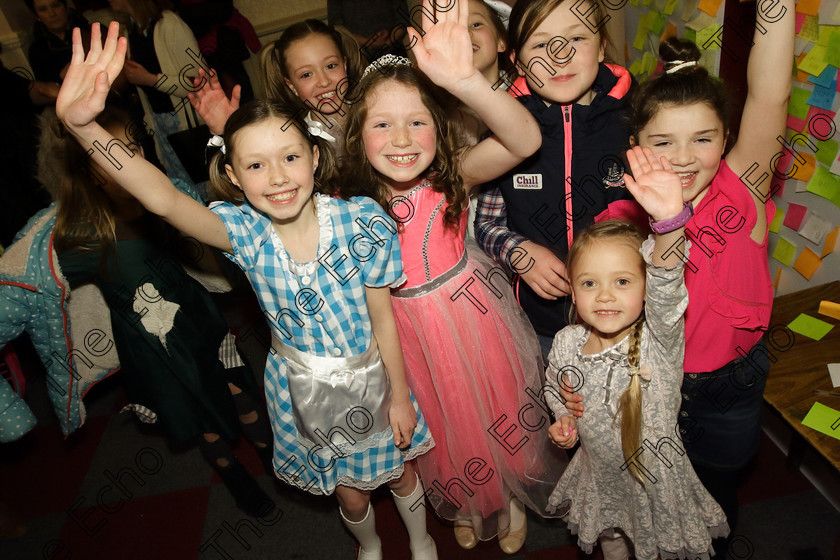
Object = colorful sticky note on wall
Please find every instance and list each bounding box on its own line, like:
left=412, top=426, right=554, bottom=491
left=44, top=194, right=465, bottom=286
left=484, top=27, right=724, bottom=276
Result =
left=795, top=0, right=821, bottom=16
left=789, top=86, right=812, bottom=119
left=809, top=83, right=837, bottom=111
left=822, top=227, right=839, bottom=258
left=788, top=313, right=834, bottom=340
left=799, top=45, right=829, bottom=76
left=773, top=267, right=782, bottom=290
left=806, top=166, right=840, bottom=206
left=799, top=213, right=833, bottom=244
left=826, top=32, right=840, bottom=67
left=816, top=139, right=840, bottom=168
left=819, top=300, right=840, bottom=320
left=808, top=66, right=838, bottom=89
left=802, top=402, right=840, bottom=442
left=769, top=207, right=784, bottom=233
left=798, top=14, right=820, bottom=42
left=772, top=237, right=798, bottom=266
left=783, top=202, right=809, bottom=230
left=698, top=0, right=723, bottom=16
left=792, top=152, right=817, bottom=182
left=793, top=246, right=822, bottom=279
left=664, top=0, right=679, bottom=15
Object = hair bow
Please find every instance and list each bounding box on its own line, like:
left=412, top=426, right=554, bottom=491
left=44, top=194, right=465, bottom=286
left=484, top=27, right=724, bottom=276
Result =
left=303, top=113, right=337, bottom=142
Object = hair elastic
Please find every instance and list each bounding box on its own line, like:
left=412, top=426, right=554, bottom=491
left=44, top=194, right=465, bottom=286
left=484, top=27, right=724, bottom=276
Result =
left=665, top=60, right=698, bottom=74
left=303, top=113, right=337, bottom=142
left=362, top=54, right=412, bottom=78
left=207, top=134, right=226, bottom=155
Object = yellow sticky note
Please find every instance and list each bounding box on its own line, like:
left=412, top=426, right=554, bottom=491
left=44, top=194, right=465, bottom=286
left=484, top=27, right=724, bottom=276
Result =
left=819, top=300, right=840, bottom=320
left=633, top=26, right=647, bottom=50
left=798, top=14, right=821, bottom=42
left=793, top=246, right=822, bottom=279
left=822, top=226, right=839, bottom=258
left=792, top=152, right=817, bottom=181
left=802, top=402, right=840, bottom=441
left=799, top=45, right=829, bottom=76
left=769, top=207, right=784, bottom=232
left=816, top=25, right=834, bottom=47
left=788, top=313, right=834, bottom=340
left=796, top=0, right=821, bottom=16
left=772, top=237, right=797, bottom=266
left=697, top=24, right=723, bottom=49
left=698, top=0, right=723, bottom=16
left=664, top=0, right=679, bottom=14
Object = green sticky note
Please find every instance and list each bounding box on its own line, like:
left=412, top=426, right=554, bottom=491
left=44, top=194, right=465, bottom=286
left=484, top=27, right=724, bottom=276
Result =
left=664, top=0, right=679, bottom=15
left=769, top=207, right=784, bottom=233
left=651, top=12, right=666, bottom=35
left=633, top=27, right=647, bottom=50
left=643, top=51, right=657, bottom=75
left=788, top=313, right=834, bottom=340
left=799, top=45, right=829, bottom=76
left=802, top=402, right=840, bottom=441
left=816, top=139, right=840, bottom=168
left=629, top=0, right=639, bottom=6
left=697, top=24, right=722, bottom=50
left=788, top=86, right=811, bottom=119
left=806, top=165, right=840, bottom=203
left=643, top=0, right=652, bottom=6
left=772, top=237, right=797, bottom=266
left=817, top=26, right=834, bottom=47
left=629, top=58, right=644, bottom=77
left=827, top=32, right=840, bottom=68
left=685, top=28, right=696, bottom=44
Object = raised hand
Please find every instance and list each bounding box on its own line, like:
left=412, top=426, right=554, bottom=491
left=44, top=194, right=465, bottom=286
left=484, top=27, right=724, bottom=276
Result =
left=623, top=146, right=685, bottom=222
left=407, top=0, right=476, bottom=91
left=56, top=22, right=126, bottom=130
left=188, top=68, right=240, bottom=135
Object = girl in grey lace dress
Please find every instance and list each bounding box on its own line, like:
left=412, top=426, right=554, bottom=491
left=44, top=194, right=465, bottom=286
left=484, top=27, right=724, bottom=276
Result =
left=545, top=147, right=728, bottom=560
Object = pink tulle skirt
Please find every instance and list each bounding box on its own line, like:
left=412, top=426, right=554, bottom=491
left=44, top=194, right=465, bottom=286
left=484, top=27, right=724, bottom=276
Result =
left=392, top=242, right=567, bottom=540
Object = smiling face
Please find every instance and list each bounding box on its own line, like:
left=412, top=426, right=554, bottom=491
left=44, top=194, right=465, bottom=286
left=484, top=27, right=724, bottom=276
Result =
left=516, top=1, right=604, bottom=105
left=33, top=0, right=69, bottom=36
left=361, top=81, right=437, bottom=192
left=635, top=102, right=727, bottom=207
left=283, top=33, right=348, bottom=116
left=224, top=118, right=320, bottom=225
left=468, top=0, right=506, bottom=81
left=571, top=239, right=645, bottom=348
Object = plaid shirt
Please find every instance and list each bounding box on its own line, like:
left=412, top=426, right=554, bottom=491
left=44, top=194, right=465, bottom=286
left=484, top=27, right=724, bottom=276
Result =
left=474, top=186, right=529, bottom=273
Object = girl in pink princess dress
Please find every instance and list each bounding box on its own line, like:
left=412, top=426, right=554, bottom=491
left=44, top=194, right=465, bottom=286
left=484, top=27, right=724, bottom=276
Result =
left=343, top=0, right=565, bottom=553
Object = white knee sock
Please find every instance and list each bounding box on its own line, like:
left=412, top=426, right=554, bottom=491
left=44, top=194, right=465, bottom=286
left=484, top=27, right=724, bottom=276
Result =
left=392, top=478, right=437, bottom=560
left=340, top=503, right=382, bottom=560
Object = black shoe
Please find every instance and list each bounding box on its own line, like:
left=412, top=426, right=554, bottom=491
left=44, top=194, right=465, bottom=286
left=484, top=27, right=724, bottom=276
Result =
left=218, top=460, right=275, bottom=517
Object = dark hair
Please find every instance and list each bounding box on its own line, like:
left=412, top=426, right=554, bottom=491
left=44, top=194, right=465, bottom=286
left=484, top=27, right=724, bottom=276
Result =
left=41, top=106, right=144, bottom=253
left=474, top=0, right=515, bottom=79
left=209, top=99, right=339, bottom=203
left=342, top=63, right=467, bottom=228
left=262, top=19, right=363, bottom=109
left=507, top=0, right=612, bottom=69
left=24, top=0, right=68, bottom=14
left=628, top=37, right=729, bottom=143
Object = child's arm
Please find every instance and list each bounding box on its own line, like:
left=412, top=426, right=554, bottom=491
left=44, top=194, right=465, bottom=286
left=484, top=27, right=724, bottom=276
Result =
left=365, top=285, right=416, bottom=449
left=188, top=68, right=240, bottom=136
left=408, top=0, right=541, bottom=190
left=725, top=0, right=794, bottom=243
left=56, top=23, right=232, bottom=253
left=624, top=146, right=685, bottom=267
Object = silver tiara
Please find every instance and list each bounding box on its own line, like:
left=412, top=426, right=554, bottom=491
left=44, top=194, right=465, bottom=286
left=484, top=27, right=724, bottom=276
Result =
left=483, top=0, right=511, bottom=27
left=362, top=54, right=413, bottom=78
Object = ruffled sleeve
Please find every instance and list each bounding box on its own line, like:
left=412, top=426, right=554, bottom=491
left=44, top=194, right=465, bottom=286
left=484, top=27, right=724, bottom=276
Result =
left=348, top=196, right=407, bottom=289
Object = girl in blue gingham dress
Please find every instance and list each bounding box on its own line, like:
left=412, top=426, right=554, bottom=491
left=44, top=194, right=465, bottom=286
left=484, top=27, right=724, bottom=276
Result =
left=56, top=24, right=437, bottom=559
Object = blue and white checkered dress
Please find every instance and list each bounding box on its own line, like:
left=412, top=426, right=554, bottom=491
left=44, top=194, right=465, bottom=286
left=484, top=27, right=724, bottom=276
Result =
left=209, top=194, right=434, bottom=494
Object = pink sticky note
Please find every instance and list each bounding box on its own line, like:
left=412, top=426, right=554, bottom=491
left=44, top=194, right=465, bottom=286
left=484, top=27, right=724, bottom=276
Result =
left=796, top=12, right=807, bottom=32
left=787, top=114, right=808, bottom=132
left=783, top=202, right=808, bottom=230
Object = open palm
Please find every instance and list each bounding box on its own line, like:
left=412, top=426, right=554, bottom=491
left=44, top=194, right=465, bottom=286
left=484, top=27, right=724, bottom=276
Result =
left=407, top=0, right=475, bottom=90
left=623, top=146, right=685, bottom=222
left=56, top=22, right=126, bottom=129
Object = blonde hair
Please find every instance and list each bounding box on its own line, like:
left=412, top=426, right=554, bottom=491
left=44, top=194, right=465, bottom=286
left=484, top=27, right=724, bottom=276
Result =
left=209, top=99, right=339, bottom=203
left=566, top=220, right=647, bottom=483
left=261, top=20, right=363, bottom=109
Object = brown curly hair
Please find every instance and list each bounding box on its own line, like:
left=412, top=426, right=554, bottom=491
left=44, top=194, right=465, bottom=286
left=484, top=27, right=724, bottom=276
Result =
left=342, top=64, right=467, bottom=228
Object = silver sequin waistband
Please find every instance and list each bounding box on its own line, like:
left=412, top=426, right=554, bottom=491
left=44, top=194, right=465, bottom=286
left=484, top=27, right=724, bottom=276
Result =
left=391, top=250, right=468, bottom=299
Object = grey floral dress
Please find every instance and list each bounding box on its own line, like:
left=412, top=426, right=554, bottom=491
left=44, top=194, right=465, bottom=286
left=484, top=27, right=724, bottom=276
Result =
left=545, top=238, right=729, bottom=560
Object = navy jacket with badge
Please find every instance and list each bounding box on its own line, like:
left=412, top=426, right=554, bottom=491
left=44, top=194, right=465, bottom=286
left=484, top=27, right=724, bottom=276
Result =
left=490, top=63, right=635, bottom=338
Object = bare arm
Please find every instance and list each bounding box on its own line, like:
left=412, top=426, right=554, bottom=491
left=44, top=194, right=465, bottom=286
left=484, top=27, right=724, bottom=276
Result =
left=366, top=285, right=416, bottom=448
left=726, top=0, right=794, bottom=242
left=408, top=0, right=541, bottom=191
left=56, top=22, right=232, bottom=252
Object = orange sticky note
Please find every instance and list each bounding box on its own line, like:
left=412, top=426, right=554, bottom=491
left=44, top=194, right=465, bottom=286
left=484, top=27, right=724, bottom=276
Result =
left=795, top=52, right=810, bottom=83
left=793, top=246, right=822, bottom=279
left=822, top=226, right=839, bottom=258
left=796, top=0, right=821, bottom=16
left=819, top=300, right=840, bottom=320
left=661, top=21, right=678, bottom=43
left=698, top=0, right=723, bottom=16
left=773, top=267, right=782, bottom=291
left=791, top=152, right=816, bottom=181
